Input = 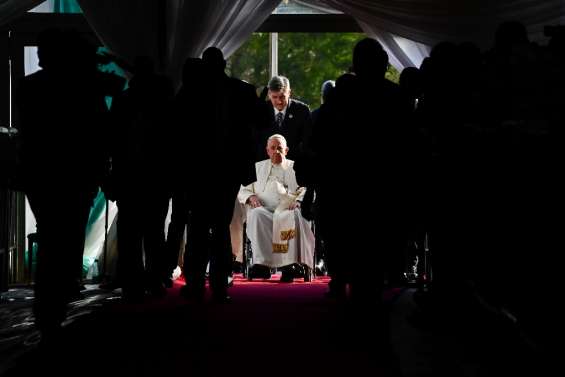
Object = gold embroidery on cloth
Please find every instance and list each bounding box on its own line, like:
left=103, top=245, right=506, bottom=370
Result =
left=279, top=229, right=295, bottom=241
left=273, top=243, right=289, bottom=253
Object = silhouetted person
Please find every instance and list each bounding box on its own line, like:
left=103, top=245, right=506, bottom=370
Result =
left=310, top=79, right=335, bottom=126
left=299, top=79, right=335, bottom=274
left=108, top=56, right=174, bottom=301
left=397, top=66, right=428, bottom=281
left=163, top=58, right=206, bottom=286
left=399, top=67, right=423, bottom=112
left=179, top=47, right=257, bottom=302
left=259, top=85, right=269, bottom=102
left=16, top=29, right=124, bottom=343
left=311, top=38, right=412, bottom=303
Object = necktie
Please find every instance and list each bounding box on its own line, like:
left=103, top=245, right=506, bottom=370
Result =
left=276, top=112, right=284, bottom=128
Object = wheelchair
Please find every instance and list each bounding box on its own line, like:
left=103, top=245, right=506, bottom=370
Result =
left=241, top=223, right=314, bottom=282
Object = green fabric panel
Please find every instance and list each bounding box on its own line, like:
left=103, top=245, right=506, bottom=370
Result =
left=82, top=257, right=92, bottom=277
left=24, top=243, right=38, bottom=271
left=97, top=47, right=127, bottom=108
left=53, top=0, right=82, bottom=13
left=83, top=257, right=100, bottom=279
left=85, top=190, right=106, bottom=235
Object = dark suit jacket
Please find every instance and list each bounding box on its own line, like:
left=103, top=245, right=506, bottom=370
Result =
left=257, top=98, right=312, bottom=161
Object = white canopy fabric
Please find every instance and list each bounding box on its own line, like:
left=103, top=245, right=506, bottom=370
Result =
left=297, top=0, right=431, bottom=69
left=321, top=0, right=564, bottom=47
left=3, top=0, right=564, bottom=74
left=77, top=0, right=280, bottom=86
left=313, top=0, right=564, bottom=68
left=165, top=0, right=281, bottom=86
left=0, top=0, right=45, bottom=25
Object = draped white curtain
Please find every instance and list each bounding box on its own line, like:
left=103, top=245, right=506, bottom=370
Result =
left=77, top=0, right=280, bottom=86
left=77, top=0, right=162, bottom=72
left=304, top=0, right=564, bottom=69
left=321, top=0, right=564, bottom=48
left=358, top=22, right=430, bottom=70
left=298, top=0, right=431, bottom=69
left=8, top=1, right=562, bottom=73
left=166, top=0, right=280, bottom=85
left=0, top=0, right=45, bottom=25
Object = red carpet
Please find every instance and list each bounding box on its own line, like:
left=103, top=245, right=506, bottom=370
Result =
left=5, top=275, right=402, bottom=377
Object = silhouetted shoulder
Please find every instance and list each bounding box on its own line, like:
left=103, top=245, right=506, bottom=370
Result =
left=16, top=70, right=53, bottom=113
left=229, top=77, right=257, bottom=97
left=18, top=69, right=47, bottom=91
left=382, top=78, right=401, bottom=92
left=20, top=69, right=43, bottom=83
left=289, top=98, right=310, bottom=111
left=287, top=99, right=311, bottom=120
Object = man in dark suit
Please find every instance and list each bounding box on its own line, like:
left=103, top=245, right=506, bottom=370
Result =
left=179, top=47, right=258, bottom=303
left=16, top=29, right=124, bottom=343
left=256, top=76, right=312, bottom=161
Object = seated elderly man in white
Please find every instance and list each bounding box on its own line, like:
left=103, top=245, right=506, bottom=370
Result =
left=230, top=134, right=314, bottom=282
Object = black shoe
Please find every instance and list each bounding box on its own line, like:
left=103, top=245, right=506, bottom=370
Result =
left=292, top=263, right=305, bottom=279
left=99, top=279, right=121, bottom=291
left=148, top=283, right=167, bottom=298
left=212, top=294, right=232, bottom=303
left=180, top=285, right=204, bottom=302
left=232, top=261, right=244, bottom=273
left=326, top=280, right=347, bottom=300
left=250, top=265, right=271, bottom=279
left=64, top=288, right=85, bottom=302
left=163, top=277, right=173, bottom=288
left=324, top=287, right=346, bottom=300
left=122, top=287, right=146, bottom=303
left=280, top=272, right=294, bottom=283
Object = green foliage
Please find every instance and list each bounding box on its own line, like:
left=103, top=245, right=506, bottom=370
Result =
left=227, top=33, right=270, bottom=96
left=385, top=65, right=400, bottom=85
left=278, top=33, right=364, bottom=109
left=228, top=32, right=401, bottom=109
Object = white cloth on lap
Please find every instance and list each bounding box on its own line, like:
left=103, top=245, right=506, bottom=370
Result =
left=246, top=206, right=314, bottom=269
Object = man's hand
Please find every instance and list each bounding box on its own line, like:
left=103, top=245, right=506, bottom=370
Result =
left=289, top=201, right=301, bottom=210
left=247, top=195, right=262, bottom=208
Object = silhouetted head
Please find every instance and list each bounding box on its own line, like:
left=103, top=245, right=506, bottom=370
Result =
left=546, top=25, right=565, bottom=55
left=320, top=80, right=335, bottom=104
left=399, top=67, right=422, bottom=97
left=429, top=41, right=458, bottom=79
left=69, top=31, right=98, bottom=71
left=353, top=38, right=388, bottom=79
left=335, top=72, right=356, bottom=92
left=37, top=28, right=65, bottom=70
left=202, top=47, right=226, bottom=76
left=457, top=41, right=482, bottom=72
left=495, top=21, right=529, bottom=51
left=182, top=57, right=204, bottom=87
left=268, top=76, right=291, bottom=111
left=37, top=29, right=96, bottom=72
left=430, top=41, right=458, bottom=65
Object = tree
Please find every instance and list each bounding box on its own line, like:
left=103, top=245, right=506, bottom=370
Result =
left=228, top=32, right=400, bottom=109
left=227, top=33, right=270, bottom=97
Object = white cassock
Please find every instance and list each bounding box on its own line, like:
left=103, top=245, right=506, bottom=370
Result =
left=229, top=159, right=315, bottom=269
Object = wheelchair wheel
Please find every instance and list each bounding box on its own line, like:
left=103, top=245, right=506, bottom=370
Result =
left=303, top=266, right=312, bottom=282
left=246, top=265, right=253, bottom=281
